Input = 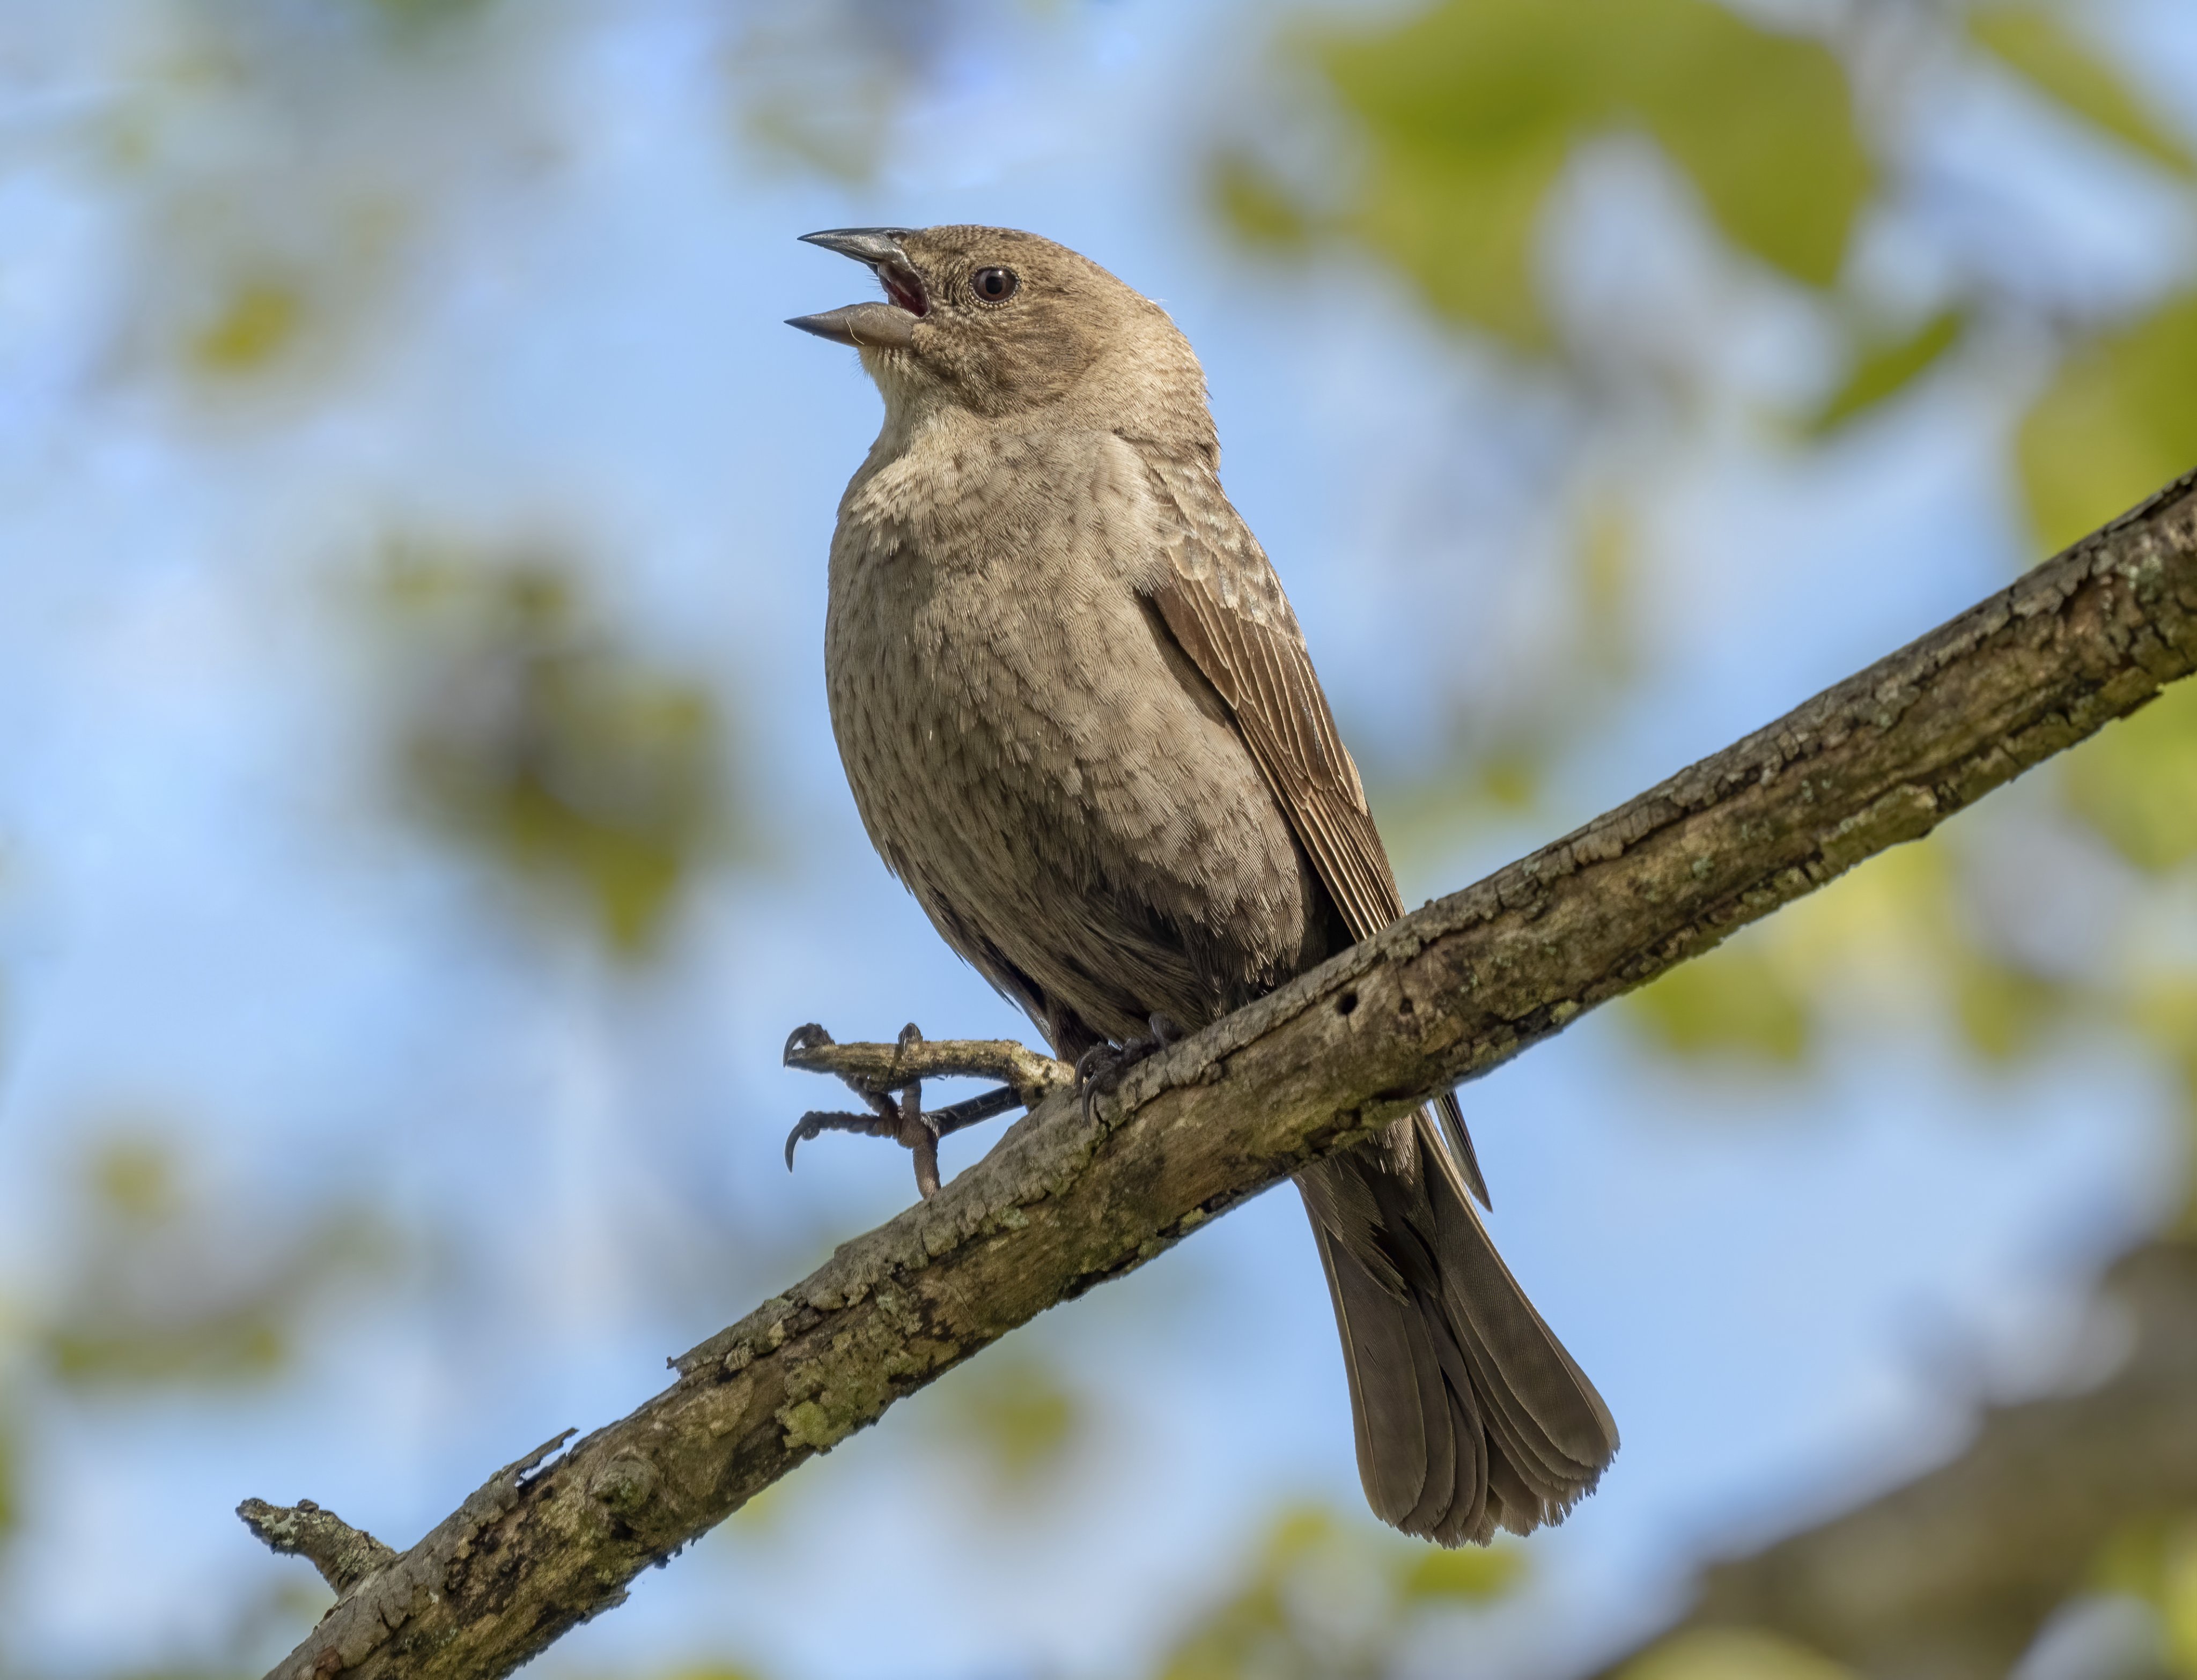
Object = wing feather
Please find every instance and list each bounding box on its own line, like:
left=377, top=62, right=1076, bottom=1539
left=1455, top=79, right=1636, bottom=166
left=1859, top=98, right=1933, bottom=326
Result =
left=1141, top=453, right=1490, bottom=1205
left=1145, top=467, right=1401, bottom=939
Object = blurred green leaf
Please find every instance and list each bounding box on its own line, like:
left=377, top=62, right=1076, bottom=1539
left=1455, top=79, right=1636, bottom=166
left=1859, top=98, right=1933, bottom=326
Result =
left=548, top=1669, right=772, bottom=1680
left=1628, top=942, right=1811, bottom=1064
left=2065, top=672, right=2197, bottom=873
left=2019, top=292, right=2197, bottom=553
left=1375, top=740, right=1544, bottom=875
left=41, top=1135, right=395, bottom=1390
left=1312, top=0, right=1585, bottom=346
left=1213, top=151, right=1311, bottom=249
left=1620, top=1627, right=1861, bottom=1680
left=1296, top=0, right=1870, bottom=344
left=190, top=278, right=305, bottom=375
left=2092, top=1512, right=2177, bottom=1599
left=1156, top=1503, right=1334, bottom=1680
left=367, top=0, right=497, bottom=32
left=2085, top=1514, right=2197, bottom=1676
left=380, top=545, right=733, bottom=956
left=49, top=1313, right=285, bottom=1387
left=1573, top=500, right=1639, bottom=680
left=936, top=1355, right=1080, bottom=1491
left=1970, top=6, right=2196, bottom=179
left=1810, top=309, right=1966, bottom=433
left=2164, top=1519, right=2197, bottom=1677
left=1630, top=828, right=2076, bottom=1072
left=1630, top=1, right=1868, bottom=288
left=2129, top=981, right=2197, bottom=1237
left=0, top=1409, right=16, bottom=1544
left=729, top=4, right=965, bottom=181
left=1153, top=1500, right=1524, bottom=1680
left=93, top=1137, right=182, bottom=1223
left=1263, top=1502, right=1337, bottom=1566
left=1399, top=1543, right=1522, bottom=1601
left=1950, top=952, right=2067, bottom=1063
left=1475, top=751, right=1538, bottom=810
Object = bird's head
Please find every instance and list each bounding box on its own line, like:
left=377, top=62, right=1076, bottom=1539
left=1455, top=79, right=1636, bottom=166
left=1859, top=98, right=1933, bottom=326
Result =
left=788, top=225, right=1214, bottom=456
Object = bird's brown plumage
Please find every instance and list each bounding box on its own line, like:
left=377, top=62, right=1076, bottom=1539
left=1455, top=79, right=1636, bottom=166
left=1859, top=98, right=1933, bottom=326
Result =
left=799, top=223, right=1618, bottom=1544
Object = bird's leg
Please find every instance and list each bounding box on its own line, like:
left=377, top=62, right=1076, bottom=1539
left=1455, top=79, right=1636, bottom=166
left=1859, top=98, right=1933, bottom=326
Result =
left=1075, top=1013, right=1184, bottom=1122
left=781, top=1022, right=1076, bottom=1200
left=894, top=1025, right=942, bottom=1200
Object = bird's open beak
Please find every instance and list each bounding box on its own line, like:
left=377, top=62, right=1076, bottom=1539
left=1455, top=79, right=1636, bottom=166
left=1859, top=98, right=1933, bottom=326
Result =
left=788, top=227, right=927, bottom=350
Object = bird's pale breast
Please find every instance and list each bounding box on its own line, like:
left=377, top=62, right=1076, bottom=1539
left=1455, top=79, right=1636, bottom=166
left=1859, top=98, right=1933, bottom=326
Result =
left=824, top=421, right=1330, bottom=1047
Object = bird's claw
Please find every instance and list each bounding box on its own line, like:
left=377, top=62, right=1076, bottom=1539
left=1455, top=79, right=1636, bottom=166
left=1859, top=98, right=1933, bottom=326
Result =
left=782, top=1022, right=1075, bottom=1200
left=784, top=1022, right=835, bottom=1061
left=784, top=1104, right=901, bottom=1171
left=782, top=1022, right=945, bottom=1198
left=1075, top=1013, right=1183, bottom=1123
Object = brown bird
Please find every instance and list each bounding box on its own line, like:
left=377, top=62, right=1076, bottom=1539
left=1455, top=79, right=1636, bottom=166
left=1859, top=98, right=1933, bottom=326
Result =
left=790, top=225, right=1617, bottom=1545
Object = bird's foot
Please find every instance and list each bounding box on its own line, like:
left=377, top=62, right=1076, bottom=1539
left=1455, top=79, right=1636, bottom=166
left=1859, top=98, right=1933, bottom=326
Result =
left=1075, top=1013, right=1184, bottom=1123
left=785, top=1023, right=948, bottom=1198
left=782, top=1022, right=1075, bottom=1201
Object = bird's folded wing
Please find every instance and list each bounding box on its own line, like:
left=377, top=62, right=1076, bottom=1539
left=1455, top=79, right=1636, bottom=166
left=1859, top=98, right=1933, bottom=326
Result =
left=1141, top=453, right=1491, bottom=1207
left=1142, top=456, right=1403, bottom=942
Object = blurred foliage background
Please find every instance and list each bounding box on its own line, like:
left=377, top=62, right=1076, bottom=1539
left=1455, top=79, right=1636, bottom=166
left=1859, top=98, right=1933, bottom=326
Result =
left=2, top=1, right=2196, bottom=1677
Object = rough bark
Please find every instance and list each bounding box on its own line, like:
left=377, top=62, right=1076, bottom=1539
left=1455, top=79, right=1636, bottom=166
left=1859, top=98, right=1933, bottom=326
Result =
left=237, top=1499, right=399, bottom=1598
left=1586, top=1240, right=2197, bottom=1680
left=250, top=469, right=2197, bottom=1680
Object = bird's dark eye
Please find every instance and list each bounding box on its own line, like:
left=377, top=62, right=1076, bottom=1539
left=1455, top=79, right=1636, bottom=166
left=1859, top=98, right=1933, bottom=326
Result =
left=972, top=267, right=1018, bottom=302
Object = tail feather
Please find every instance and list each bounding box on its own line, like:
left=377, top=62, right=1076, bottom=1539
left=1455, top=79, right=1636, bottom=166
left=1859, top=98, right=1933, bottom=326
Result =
left=1433, top=1089, right=1491, bottom=1209
left=1310, top=1215, right=1436, bottom=1525
left=1424, top=1137, right=1617, bottom=1477
left=1299, top=1109, right=1618, bottom=1547
left=1448, top=1383, right=1491, bottom=1544
left=1399, top=1316, right=1459, bottom=1536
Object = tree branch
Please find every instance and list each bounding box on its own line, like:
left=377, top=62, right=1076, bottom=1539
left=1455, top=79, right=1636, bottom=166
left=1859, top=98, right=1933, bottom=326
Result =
left=237, top=1499, right=398, bottom=1599
left=250, top=469, right=2197, bottom=1680
left=780, top=1022, right=1074, bottom=1108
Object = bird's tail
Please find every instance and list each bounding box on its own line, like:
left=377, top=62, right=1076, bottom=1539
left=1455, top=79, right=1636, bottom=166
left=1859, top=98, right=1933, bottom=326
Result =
left=1296, top=1112, right=1618, bottom=1546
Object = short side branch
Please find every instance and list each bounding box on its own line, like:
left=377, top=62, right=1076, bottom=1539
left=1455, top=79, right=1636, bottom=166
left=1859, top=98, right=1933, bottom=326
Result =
left=780, top=1023, right=1074, bottom=1196
left=259, top=469, right=2197, bottom=1680
left=237, top=1499, right=397, bottom=1598
left=782, top=1023, right=1074, bottom=1107
left=247, top=1432, right=572, bottom=1664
